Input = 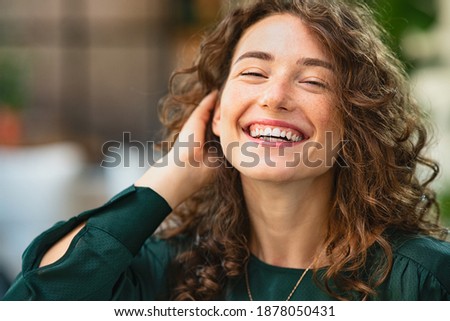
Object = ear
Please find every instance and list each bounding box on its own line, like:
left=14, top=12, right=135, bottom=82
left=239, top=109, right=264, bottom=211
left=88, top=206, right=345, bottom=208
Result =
left=212, top=102, right=221, bottom=137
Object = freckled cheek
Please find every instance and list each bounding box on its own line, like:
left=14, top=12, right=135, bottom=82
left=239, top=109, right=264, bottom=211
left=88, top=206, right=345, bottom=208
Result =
left=317, top=114, right=343, bottom=148
left=310, top=98, right=340, bottom=129
left=219, top=84, right=255, bottom=119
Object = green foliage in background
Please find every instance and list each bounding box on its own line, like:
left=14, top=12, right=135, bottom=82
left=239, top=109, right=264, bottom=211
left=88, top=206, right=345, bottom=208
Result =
left=362, top=0, right=438, bottom=70
left=438, top=189, right=450, bottom=228
left=362, top=0, right=450, bottom=226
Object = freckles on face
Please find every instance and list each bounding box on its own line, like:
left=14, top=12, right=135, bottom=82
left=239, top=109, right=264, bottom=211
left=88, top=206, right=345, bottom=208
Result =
left=215, top=13, right=343, bottom=182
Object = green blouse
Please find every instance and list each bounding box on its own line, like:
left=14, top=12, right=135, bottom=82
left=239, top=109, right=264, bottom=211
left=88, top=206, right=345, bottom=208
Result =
left=2, top=186, right=450, bottom=301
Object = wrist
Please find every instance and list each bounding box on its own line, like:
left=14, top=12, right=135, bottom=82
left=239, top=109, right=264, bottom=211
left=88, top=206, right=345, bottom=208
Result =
left=135, top=158, right=196, bottom=209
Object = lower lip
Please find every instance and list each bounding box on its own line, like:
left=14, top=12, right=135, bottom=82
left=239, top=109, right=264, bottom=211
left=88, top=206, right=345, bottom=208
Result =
left=243, top=130, right=307, bottom=147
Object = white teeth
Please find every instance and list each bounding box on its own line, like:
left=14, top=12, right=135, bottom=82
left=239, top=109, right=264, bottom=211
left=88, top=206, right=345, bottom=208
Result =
left=248, top=125, right=304, bottom=142
left=272, top=127, right=281, bottom=137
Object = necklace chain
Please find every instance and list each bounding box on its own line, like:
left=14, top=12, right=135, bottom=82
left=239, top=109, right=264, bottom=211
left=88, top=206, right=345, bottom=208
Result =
left=245, top=261, right=313, bottom=301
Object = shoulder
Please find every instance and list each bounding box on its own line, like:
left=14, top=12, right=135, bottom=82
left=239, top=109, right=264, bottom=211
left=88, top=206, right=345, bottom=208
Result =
left=383, top=234, right=450, bottom=299
left=127, top=234, right=189, bottom=283
left=392, top=234, right=450, bottom=277
left=112, top=235, right=189, bottom=300
left=134, top=233, right=194, bottom=271
left=138, top=234, right=187, bottom=264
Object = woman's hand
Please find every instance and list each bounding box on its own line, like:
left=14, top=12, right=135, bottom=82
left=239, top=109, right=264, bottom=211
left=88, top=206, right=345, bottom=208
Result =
left=135, top=91, right=219, bottom=208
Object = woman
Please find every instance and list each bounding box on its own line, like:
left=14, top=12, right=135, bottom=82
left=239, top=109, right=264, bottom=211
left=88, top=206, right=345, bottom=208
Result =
left=3, top=0, right=449, bottom=300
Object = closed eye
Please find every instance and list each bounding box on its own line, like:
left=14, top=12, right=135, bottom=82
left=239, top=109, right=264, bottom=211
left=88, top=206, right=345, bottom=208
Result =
left=303, top=80, right=327, bottom=89
left=241, top=71, right=267, bottom=78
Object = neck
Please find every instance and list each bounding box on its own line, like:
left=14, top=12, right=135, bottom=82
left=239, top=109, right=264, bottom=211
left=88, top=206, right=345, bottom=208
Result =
left=242, top=173, right=333, bottom=269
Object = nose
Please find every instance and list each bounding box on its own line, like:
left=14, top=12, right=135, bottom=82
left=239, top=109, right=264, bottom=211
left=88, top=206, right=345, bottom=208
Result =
left=258, top=79, right=293, bottom=112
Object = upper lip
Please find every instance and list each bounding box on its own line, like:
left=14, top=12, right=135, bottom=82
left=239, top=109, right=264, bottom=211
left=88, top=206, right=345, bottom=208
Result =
left=242, top=119, right=311, bottom=139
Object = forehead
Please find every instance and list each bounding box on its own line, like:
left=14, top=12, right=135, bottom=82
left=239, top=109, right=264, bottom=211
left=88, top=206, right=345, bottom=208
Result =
left=232, top=13, right=329, bottom=63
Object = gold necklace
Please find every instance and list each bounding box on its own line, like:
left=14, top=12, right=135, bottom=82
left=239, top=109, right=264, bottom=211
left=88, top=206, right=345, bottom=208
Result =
left=245, top=261, right=314, bottom=301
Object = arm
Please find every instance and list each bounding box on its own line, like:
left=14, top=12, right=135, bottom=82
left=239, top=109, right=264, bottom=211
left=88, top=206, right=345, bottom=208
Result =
left=3, top=91, right=218, bottom=300
left=135, top=90, right=219, bottom=207
left=38, top=91, right=218, bottom=269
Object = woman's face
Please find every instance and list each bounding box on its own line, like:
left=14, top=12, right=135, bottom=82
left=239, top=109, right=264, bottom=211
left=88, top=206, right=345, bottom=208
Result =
left=213, top=13, right=343, bottom=184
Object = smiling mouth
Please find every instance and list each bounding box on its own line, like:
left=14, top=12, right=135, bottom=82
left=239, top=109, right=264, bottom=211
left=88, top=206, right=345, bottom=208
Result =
left=246, top=123, right=307, bottom=143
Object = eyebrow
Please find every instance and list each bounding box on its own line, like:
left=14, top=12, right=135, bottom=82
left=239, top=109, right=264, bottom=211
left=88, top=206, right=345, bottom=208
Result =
left=233, top=50, right=334, bottom=71
left=298, top=57, right=334, bottom=71
left=234, top=51, right=274, bottom=64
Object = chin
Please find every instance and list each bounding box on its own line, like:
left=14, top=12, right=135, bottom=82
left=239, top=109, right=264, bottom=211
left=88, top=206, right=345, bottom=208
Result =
left=235, top=161, right=336, bottom=185
left=237, top=165, right=302, bottom=183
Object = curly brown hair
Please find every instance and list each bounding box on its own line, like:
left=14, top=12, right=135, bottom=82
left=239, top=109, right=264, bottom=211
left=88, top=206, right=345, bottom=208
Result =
left=156, top=0, right=446, bottom=300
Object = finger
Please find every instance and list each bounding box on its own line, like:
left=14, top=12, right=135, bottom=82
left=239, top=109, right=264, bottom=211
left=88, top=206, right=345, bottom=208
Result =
left=178, top=90, right=218, bottom=142
left=191, top=90, right=218, bottom=122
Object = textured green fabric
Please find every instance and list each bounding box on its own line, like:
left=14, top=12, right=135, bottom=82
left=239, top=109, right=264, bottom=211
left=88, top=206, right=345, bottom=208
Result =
left=2, top=186, right=450, bottom=301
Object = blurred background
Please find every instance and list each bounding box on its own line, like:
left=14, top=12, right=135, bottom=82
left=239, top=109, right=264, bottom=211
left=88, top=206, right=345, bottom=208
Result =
left=0, top=0, right=449, bottom=297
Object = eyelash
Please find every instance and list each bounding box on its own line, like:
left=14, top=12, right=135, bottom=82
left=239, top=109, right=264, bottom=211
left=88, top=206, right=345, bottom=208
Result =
left=241, top=71, right=267, bottom=78
left=304, top=80, right=327, bottom=88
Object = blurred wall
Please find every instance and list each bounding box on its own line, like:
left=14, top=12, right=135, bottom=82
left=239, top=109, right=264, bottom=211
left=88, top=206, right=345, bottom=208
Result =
left=0, top=0, right=175, bottom=156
